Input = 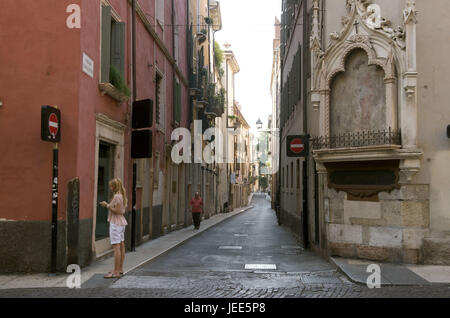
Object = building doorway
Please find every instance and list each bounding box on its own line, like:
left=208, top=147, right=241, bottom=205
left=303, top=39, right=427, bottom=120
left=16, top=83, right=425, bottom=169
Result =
left=95, top=142, right=115, bottom=241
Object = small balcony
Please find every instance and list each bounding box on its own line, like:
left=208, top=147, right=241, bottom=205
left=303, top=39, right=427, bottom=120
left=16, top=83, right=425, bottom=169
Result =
left=206, top=83, right=225, bottom=117
left=311, top=128, right=401, bottom=151
left=190, top=67, right=209, bottom=103
left=189, top=72, right=200, bottom=97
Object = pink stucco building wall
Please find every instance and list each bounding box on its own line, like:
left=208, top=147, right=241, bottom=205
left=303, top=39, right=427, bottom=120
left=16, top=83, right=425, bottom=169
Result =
left=0, top=0, right=189, bottom=273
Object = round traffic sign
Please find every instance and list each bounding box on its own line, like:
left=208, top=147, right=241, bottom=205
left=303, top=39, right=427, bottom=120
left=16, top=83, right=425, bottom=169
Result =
left=290, top=138, right=304, bottom=154
left=49, top=113, right=59, bottom=138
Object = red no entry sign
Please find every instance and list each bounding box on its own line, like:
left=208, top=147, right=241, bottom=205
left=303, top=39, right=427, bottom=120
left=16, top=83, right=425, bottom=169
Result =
left=290, top=138, right=305, bottom=154
left=41, top=106, right=61, bottom=142
left=287, top=135, right=308, bottom=157
left=49, top=113, right=59, bottom=137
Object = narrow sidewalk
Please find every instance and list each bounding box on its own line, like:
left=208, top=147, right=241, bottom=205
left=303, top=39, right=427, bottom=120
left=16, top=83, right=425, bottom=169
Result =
left=0, top=198, right=254, bottom=290
left=331, top=257, right=450, bottom=286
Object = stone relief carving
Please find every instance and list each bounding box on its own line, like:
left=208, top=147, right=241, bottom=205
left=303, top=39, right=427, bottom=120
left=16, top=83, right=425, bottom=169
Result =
left=330, top=0, right=406, bottom=49
left=404, top=0, right=418, bottom=24
left=366, top=4, right=393, bottom=32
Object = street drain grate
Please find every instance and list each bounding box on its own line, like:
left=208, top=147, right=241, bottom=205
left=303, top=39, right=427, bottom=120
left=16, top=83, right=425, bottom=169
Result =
left=219, top=246, right=243, bottom=250
left=245, top=264, right=277, bottom=270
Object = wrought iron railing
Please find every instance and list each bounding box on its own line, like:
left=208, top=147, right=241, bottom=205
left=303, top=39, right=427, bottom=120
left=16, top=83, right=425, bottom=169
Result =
left=189, top=71, right=198, bottom=91
left=207, top=83, right=225, bottom=116
left=198, top=67, right=209, bottom=101
left=311, top=128, right=401, bottom=150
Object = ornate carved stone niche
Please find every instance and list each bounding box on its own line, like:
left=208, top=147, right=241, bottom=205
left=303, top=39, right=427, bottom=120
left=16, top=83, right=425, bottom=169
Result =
left=310, top=0, right=422, bottom=185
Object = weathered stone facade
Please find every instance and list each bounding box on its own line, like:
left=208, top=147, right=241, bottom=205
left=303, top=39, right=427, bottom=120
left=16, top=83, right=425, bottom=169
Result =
left=305, top=0, right=450, bottom=265
left=326, top=185, right=430, bottom=264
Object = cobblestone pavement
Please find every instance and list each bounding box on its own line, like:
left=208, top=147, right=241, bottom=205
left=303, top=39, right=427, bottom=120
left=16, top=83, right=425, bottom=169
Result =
left=1, top=270, right=449, bottom=298
left=1, top=195, right=450, bottom=299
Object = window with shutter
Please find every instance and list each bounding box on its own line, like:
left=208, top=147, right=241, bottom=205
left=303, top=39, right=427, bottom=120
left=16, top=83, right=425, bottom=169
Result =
left=101, top=5, right=112, bottom=83
left=100, top=4, right=126, bottom=87
left=111, top=22, right=125, bottom=77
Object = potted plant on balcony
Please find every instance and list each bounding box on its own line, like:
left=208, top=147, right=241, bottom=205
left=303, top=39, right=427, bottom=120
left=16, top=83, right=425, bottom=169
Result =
left=197, top=29, right=207, bottom=44
left=204, top=17, right=213, bottom=25
left=99, top=65, right=131, bottom=103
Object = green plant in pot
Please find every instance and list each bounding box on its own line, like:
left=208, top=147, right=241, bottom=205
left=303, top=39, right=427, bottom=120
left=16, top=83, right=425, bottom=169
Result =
left=110, top=65, right=131, bottom=97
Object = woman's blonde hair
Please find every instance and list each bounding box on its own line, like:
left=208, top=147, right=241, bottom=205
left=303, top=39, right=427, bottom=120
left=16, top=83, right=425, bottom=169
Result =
left=109, top=178, right=128, bottom=208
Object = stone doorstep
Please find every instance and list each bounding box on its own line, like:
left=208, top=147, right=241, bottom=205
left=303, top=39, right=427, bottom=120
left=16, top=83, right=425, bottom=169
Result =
left=330, top=257, right=446, bottom=287
left=0, top=204, right=254, bottom=290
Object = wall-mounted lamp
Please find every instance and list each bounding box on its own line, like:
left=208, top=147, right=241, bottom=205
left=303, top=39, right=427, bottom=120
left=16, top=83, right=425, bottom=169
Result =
left=0, top=100, right=3, bottom=107
left=256, top=118, right=263, bottom=130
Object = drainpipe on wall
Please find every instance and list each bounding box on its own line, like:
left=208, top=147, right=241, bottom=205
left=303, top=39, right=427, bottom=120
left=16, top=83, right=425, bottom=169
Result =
left=302, top=1, right=310, bottom=249
left=185, top=0, right=190, bottom=228
left=130, top=0, right=137, bottom=252
left=171, top=0, right=177, bottom=226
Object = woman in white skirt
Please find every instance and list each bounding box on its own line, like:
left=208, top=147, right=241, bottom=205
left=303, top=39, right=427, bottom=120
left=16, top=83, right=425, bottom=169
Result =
left=100, top=178, right=128, bottom=279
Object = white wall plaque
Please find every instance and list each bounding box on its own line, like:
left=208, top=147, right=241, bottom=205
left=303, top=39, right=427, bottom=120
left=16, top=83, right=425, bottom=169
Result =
left=82, top=52, right=94, bottom=78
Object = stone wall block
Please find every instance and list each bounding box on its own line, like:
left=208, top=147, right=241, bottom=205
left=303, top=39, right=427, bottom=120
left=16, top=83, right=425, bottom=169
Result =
left=381, top=200, right=402, bottom=226
left=328, top=224, right=363, bottom=244
left=403, top=249, right=421, bottom=264
left=356, top=245, right=402, bottom=263
left=368, top=227, right=403, bottom=248
left=400, top=185, right=430, bottom=201
left=344, top=200, right=381, bottom=225
left=401, top=201, right=430, bottom=228
left=328, top=242, right=357, bottom=258
left=329, top=198, right=344, bottom=223
left=403, top=228, right=428, bottom=249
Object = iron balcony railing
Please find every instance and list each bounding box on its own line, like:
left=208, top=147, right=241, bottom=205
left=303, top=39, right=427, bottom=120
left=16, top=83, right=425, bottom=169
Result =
left=311, top=127, right=401, bottom=150
left=206, top=83, right=225, bottom=117
left=189, top=67, right=209, bottom=101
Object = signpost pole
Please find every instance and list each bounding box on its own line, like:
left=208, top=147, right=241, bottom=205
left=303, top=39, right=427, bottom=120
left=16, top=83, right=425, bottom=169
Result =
left=50, top=142, right=59, bottom=274
left=131, top=160, right=137, bottom=252
left=41, top=105, right=61, bottom=275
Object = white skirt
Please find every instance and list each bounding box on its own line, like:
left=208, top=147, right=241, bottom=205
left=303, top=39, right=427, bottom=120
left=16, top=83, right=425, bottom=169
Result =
left=110, top=223, right=126, bottom=245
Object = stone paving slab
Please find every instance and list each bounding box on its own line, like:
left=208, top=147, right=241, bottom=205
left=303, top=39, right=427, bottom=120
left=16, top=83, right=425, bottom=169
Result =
left=331, top=257, right=448, bottom=286
left=407, top=265, right=450, bottom=284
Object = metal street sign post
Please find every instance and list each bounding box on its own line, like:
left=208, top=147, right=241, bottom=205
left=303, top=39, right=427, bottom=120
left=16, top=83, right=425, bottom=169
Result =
left=41, top=105, right=61, bottom=274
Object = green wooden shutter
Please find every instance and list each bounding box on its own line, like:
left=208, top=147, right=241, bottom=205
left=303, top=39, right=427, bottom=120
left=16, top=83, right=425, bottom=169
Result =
left=101, top=5, right=112, bottom=83
left=111, top=22, right=125, bottom=77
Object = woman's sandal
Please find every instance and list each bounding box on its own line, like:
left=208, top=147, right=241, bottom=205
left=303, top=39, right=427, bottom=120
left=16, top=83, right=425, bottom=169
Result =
left=104, top=272, right=121, bottom=279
